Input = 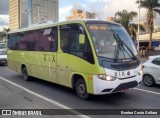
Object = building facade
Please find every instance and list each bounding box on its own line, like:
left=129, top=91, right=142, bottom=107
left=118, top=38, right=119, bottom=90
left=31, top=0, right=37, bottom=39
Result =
left=9, top=0, right=58, bottom=30
left=20, top=0, right=28, bottom=28
left=9, top=0, right=20, bottom=30
left=106, top=17, right=115, bottom=22
left=31, top=0, right=58, bottom=24
left=66, top=10, right=95, bottom=20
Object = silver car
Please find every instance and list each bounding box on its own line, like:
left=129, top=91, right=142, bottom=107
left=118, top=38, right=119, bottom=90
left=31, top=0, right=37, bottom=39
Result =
left=143, top=55, right=160, bottom=86
left=0, top=43, right=7, bottom=65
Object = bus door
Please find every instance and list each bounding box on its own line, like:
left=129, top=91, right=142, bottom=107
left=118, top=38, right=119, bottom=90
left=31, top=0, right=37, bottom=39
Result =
left=57, top=26, right=70, bottom=86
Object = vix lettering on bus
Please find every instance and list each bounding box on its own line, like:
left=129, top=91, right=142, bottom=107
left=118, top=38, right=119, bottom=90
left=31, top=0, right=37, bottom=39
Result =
left=44, top=54, right=55, bottom=63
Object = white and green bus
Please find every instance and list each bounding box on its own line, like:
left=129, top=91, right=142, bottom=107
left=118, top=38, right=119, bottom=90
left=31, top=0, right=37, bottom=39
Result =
left=7, top=20, right=143, bottom=99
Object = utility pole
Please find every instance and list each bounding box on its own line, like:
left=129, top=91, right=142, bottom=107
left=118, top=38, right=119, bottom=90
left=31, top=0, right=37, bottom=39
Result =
left=137, top=0, right=140, bottom=51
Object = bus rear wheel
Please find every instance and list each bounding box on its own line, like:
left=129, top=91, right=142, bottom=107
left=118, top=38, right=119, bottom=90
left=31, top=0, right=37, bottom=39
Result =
left=76, top=79, right=89, bottom=100
left=22, top=66, right=30, bottom=81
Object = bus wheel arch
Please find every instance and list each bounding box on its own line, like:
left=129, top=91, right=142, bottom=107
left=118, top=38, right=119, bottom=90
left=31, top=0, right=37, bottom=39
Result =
left=21, top=64, right=30, bottom=81
left=72, top=74, right=89, bottom=100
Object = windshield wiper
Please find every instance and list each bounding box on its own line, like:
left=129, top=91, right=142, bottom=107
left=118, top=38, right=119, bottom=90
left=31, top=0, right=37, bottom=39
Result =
left=113, top=34, right=137, bottom=62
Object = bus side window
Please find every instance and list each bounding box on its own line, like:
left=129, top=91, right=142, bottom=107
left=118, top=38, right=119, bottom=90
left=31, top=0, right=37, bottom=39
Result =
left=8, top=33, right=18, bottom=50
left=48, top=27, right=58, bottom=52
left=60, top=26, right=69, bottom=52
left=32, top=27, right=58, bottom=52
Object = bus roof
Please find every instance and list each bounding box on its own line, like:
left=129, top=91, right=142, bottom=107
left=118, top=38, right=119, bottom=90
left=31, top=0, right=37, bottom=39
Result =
left=8, top=19, right=121, bottom=34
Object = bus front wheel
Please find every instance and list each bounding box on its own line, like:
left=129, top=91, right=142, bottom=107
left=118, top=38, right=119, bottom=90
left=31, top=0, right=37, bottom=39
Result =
left=22, top=66, right=30, bottom=81
left=76, top=79, right=89, bottom=100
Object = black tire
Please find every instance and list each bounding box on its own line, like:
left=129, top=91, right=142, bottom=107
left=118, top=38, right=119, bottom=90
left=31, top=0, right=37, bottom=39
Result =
left=143, top=74, right=155, bottom=87
left=22, top=66, right=30, bottom=81
left=76, top=79, right=89, bottom=100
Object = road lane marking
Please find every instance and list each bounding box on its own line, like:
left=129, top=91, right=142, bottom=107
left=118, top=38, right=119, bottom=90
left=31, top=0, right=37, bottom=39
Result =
left=0, top=76, right=90, bottom=118
left=134, top=88, right=160, bottom=95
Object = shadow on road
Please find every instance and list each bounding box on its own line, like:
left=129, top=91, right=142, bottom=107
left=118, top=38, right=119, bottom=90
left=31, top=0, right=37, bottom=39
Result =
left=11, top=74, right=131, bottom=102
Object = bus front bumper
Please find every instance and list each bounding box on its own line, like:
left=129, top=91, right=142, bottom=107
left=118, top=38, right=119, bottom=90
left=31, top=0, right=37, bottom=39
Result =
left=92, top=74, right=142, bottom=95
left=0, top=55, right=7, bottom=64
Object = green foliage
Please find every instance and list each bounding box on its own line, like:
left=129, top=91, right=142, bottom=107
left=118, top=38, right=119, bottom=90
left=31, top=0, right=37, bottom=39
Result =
left=128, top=23, right=145, bottom=40
left=115, top=10, right=138, bottom=31
left=136, top=0, right=160, bottom=49
left=0, top=28, right=10, bottom=43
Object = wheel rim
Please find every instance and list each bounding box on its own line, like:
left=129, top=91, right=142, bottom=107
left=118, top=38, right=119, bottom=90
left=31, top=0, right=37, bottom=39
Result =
left=78, top=84, right=86, bottom=95
left=144, top=75, right=153, bottom=86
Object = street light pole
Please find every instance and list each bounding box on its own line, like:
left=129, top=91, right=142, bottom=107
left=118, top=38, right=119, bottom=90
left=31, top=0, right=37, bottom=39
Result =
left=137, top=0, right=140, bottom=51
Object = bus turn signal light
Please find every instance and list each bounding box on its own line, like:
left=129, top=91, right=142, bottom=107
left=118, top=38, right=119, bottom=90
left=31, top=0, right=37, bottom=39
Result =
left=88, top=76, right=92, bottom=80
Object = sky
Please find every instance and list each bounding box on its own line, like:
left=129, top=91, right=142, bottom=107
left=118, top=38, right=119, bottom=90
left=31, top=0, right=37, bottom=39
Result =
left=0, top=0, right=160, bottom=31
left=59, top=0, right=139, bottom=21
left=59, top=0, right=150, bottom=21
left=0, top=0, right=9, bottom=31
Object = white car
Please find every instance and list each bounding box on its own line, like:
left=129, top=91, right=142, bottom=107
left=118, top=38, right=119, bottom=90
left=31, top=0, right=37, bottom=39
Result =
left=143, top=55, right=160, bottom=86
left=0, top=43, right=7, bottom=65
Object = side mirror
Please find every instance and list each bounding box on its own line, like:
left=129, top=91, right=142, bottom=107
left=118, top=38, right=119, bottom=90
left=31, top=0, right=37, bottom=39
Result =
left=79, top=34, right=85, bottom=44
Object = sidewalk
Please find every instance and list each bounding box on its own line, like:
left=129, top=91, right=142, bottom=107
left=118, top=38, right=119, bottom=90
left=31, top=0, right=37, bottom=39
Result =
left=0, top=77, right=80, bottom=117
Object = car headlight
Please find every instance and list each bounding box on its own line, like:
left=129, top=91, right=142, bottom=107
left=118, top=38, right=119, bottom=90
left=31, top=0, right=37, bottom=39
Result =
left=97, top=75, right=117, bottom=81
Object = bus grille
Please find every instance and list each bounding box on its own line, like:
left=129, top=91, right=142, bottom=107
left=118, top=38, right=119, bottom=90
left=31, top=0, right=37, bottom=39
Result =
left=112, top=81, right=138, bottom=93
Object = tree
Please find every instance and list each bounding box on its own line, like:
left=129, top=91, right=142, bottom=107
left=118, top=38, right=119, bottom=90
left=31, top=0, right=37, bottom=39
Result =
left=136, top=0, right=160, bottom=49
left=0, top=28, right=10, bottom=43
left=128, top=23, right=145, bottom=41
left=115, top=10, right=138, bottom=31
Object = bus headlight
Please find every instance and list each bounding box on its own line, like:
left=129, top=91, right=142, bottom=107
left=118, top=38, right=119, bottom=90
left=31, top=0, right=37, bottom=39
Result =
left=138, top=70, right=143, bottom=76
left=138, top=65, right=144, bottom=76
left=98, top=75, right=116, bottom=81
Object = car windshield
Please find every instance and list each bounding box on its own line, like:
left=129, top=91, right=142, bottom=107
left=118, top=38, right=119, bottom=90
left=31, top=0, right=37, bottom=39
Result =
left=86, top=23, right=138, bottom=60
left=0, top=43, right=7, bottom=49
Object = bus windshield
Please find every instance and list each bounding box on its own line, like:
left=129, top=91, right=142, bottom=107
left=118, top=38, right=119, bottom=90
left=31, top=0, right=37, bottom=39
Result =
left=86, top=23, right=138, bottom=60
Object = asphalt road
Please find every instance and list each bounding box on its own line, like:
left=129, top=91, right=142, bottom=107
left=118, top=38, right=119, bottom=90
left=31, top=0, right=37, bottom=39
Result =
left=0, top=65, right=160, bottom=118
